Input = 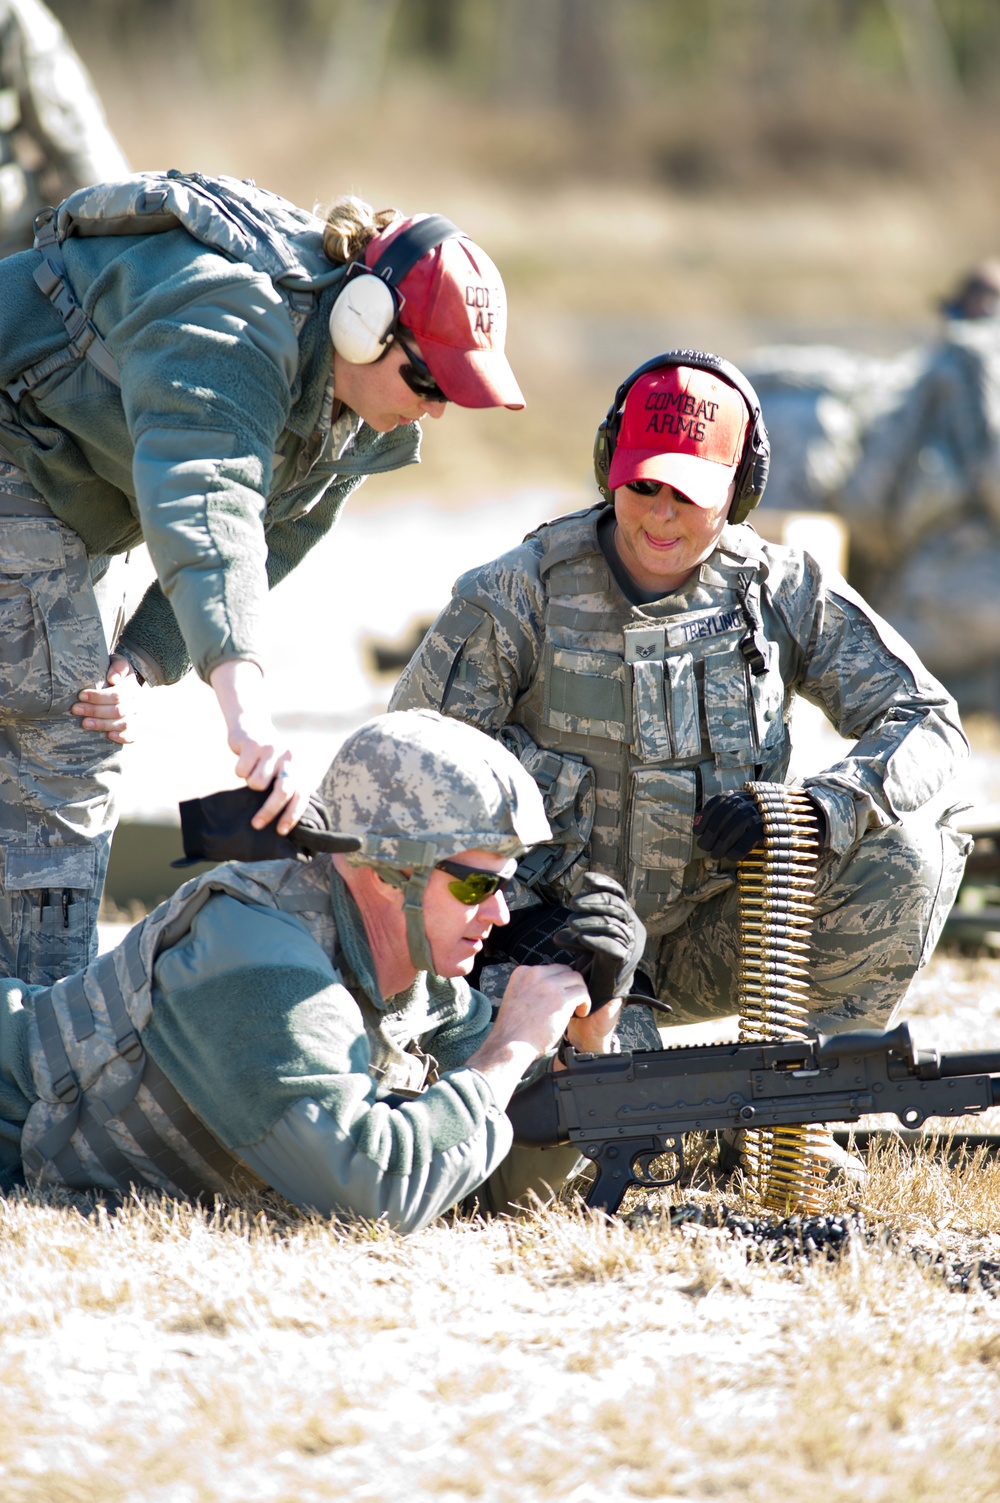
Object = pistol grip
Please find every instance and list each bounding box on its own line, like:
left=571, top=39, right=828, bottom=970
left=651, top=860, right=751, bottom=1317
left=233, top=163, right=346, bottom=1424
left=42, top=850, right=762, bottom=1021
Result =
left=582, top=1136, right=682, bottom=1213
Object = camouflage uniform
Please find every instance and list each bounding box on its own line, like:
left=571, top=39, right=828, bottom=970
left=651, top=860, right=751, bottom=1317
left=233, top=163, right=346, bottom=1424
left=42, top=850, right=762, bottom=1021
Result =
left=0, top=0, right=128, bottom=257
left=391, top=503, right=971, bottom=1032
left=0, top=712, right=585, bottom=1229
left=0, top=446, right=122, bottom=985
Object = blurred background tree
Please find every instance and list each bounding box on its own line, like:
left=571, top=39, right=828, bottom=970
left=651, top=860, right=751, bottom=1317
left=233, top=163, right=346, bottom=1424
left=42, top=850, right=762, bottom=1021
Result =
left=42, top=0, right=1000, bottom=105
left=40, top=0, right=1000, bottom=196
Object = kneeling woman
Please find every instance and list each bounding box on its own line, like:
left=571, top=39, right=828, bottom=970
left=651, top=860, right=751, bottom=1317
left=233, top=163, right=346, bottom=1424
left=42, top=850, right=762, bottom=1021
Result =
left=392, top=349, right=970, bottom=1041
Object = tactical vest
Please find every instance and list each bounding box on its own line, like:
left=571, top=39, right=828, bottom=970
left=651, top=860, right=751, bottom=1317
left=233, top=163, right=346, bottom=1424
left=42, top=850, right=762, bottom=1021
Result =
left=20, top=855, right=442, bottom=1199
left=7, top=169, right=343, bottom=403
left=513, top=507, right=792, bottom=932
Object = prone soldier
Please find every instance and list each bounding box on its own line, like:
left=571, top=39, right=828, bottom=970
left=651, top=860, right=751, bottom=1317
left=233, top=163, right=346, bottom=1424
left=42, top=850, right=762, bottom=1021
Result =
left=391, top=351, right=972, bottom=1038
left=0, top=710, right=626, bottom=1231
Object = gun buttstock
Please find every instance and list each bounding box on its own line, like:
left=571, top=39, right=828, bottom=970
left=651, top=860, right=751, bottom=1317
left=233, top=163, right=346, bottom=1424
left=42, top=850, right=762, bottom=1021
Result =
left=507, top=1069, right=564, bottom=1148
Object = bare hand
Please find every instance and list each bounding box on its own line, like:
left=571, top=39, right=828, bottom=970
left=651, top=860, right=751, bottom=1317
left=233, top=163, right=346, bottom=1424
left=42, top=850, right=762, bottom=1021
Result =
left=209, top=659, right=308, bottom=836
left=465, top=963, right=592, bottom=1108
left=71, top=655, right=142, bottom=744
left=493, top=964, right=593, bottom=1057
left=564, top=995, right=624, bottom=1059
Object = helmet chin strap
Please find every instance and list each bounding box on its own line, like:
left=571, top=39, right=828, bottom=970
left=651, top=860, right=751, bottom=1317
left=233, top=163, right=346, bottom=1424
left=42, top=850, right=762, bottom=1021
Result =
left=401, top=870, right=439, bottom=977
left=374, top=864, right=439, bottom=977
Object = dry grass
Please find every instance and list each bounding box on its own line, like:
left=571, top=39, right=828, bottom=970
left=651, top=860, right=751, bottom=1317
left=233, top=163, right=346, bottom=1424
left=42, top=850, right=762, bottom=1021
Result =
left=1, top=950, right=999, bottom=1502
left=1, top=1174, right=998, bottom=1502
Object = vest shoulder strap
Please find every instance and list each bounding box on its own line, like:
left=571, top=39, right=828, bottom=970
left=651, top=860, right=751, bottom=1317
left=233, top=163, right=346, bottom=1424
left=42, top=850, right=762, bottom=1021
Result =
left=530, top=503, right=610, bottom=580
left=56, top=170, right=330, bottom=284
left=718, top=522, right=770, bottom=569
left=7, top=171, right=337, bottom=403
left=153, top=858, right=333, bottom=948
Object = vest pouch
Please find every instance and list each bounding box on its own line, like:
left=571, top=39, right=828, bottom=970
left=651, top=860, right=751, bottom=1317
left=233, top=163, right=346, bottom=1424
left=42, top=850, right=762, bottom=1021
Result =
left=750, top=640, right=786, bottom=753
left=542, top=644, right=628, bottom=742
left=703, top=639, right=757, bottom=768
left=629, top=651, right=702, bottom=763
left=500, top=726, right=595, bottom=887
left=625, top=767, right=697, bottom=924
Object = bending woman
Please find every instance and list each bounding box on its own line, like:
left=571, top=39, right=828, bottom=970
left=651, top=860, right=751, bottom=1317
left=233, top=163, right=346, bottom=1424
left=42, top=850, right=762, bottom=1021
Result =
left=0, top=171, right=524, bottom=982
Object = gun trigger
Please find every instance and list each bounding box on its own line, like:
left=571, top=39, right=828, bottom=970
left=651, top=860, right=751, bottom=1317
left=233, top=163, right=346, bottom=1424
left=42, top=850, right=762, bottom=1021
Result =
left=632, top=1136, right=684, bottom=1190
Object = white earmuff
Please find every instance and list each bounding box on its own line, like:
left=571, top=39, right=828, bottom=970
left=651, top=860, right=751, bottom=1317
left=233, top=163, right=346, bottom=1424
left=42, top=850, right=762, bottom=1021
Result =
left=328, top=273, right=399, bottom=364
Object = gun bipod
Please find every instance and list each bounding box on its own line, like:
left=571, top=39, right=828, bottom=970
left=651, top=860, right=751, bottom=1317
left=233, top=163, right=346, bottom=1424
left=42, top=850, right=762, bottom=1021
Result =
left=832, top=1127, right=1000, bottom=1160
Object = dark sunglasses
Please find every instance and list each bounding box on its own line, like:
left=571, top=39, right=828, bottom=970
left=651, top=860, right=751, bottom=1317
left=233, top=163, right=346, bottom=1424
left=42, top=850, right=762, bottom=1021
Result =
left=396, top=333, right=450, bottom=405
left=625, top=479, right=664, bottom=496
left=436, top=859, right=513, bottom=905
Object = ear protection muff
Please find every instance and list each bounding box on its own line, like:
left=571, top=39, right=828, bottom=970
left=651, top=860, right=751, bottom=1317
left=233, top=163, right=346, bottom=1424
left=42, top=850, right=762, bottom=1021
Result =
left=328, top=213, right=462, bottom=365
left=593, top=348, right=770, bottom=524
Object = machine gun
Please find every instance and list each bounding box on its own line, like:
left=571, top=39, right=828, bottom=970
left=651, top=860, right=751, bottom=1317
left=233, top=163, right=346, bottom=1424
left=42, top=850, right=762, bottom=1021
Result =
left=507, top=1021, right=1000, bottom=1213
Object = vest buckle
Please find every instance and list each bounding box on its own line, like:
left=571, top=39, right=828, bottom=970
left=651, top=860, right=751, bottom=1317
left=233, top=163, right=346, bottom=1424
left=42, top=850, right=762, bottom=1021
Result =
left=52, top=1070, right=80, bottom=1106
left=115, top=1029, right=144, bottom=1065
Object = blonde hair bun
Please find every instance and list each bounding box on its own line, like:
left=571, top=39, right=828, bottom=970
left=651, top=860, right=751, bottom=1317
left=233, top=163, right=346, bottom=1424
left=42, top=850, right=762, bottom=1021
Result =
left=320, top=194, right=400, bottom=265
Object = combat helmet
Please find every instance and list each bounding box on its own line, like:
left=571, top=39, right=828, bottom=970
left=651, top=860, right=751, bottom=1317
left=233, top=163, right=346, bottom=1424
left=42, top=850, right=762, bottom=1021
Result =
left=319, top=709, right=551, bottom=974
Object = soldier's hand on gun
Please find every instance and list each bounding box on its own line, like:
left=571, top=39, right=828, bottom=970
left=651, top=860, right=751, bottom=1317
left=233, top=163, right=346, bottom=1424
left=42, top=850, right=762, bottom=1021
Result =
left=466, top=963, right=593, bottom=1108
left=71, top=655, right=143, bottom=743
left=553, top=873, right=647, bottom=1008
left=562, top=992, right=623, bottom=1059
left=493, top=964, right=593, bottom=1058
left=209, top=659, right=308, bottom=836
left=498, top=962, right=623, bottom=1065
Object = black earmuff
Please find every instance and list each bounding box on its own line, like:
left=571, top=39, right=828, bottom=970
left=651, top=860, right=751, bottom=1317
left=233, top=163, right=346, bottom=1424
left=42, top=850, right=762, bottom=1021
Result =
left=593, top=348, right=770, bottom=524
left=329, top=214, right=462, bottom=365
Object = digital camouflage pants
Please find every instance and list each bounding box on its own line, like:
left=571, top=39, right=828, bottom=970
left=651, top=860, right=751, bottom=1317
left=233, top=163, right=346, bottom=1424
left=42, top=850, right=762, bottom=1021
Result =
left=0, top=457, right=123, bottom=985
left=648, top=806, right=972, bottom=1034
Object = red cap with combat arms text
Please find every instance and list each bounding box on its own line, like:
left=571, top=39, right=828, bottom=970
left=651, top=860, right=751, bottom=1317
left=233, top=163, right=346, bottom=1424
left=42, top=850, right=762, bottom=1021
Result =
left=365, top=215, right=525, bottom=410
left=608, top=365, right=750, bottom=506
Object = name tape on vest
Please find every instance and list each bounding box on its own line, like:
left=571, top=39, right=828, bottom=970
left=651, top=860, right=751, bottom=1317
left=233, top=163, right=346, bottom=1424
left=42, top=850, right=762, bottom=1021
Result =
left=624, top=607, right=744, bottom=661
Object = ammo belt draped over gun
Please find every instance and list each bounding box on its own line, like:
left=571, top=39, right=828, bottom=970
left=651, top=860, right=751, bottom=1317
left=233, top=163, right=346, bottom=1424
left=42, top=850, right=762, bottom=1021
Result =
left=506, top=1021, right=1000, bottom=1214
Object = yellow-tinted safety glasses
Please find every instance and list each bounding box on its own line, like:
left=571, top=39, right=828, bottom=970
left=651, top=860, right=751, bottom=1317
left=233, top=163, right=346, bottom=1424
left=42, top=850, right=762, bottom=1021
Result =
left=436, top=859, right=514, bottom=905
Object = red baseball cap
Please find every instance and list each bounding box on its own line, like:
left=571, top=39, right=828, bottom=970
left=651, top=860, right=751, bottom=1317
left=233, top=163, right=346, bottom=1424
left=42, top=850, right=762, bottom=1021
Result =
left=607, top=366, right=750, bottom=507
left=365, top=216, right=524, bottom=410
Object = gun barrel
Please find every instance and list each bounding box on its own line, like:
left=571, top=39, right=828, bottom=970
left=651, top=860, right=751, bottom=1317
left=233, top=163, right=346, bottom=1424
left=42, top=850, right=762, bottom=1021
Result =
left=939, top=1050, right=1000, bottom=1080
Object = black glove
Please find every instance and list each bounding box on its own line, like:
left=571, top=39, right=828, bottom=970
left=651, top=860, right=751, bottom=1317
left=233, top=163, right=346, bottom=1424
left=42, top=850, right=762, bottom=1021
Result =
left=693, top=791, right=765, bottom=862
left=552, top=873, right=647, bottom=1009
left=173, top=785, right=360, bottom=867
left=694, top=790, right=826, bottom=863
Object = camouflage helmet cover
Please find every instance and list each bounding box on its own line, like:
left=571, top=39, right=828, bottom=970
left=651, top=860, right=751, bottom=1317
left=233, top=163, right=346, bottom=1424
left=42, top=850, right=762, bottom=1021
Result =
left=319, top=708, right=551, bottom=876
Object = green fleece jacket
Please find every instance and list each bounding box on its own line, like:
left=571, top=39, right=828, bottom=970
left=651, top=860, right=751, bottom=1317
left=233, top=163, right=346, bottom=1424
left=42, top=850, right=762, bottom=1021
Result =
left=0, top=222, right=420, bottom=683
left=0, top=872, right=517, bottom=1232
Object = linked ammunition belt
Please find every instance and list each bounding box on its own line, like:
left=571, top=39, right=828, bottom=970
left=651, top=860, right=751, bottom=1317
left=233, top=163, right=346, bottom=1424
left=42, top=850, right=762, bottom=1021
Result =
left=737, top=782, right=829, bottom=1214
